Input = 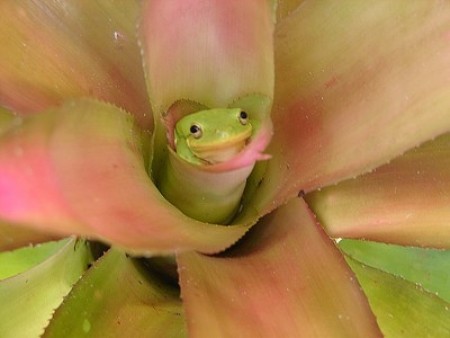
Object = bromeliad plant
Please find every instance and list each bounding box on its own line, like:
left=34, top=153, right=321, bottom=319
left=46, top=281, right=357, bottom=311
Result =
left=1, top=0, right=450, bottom=337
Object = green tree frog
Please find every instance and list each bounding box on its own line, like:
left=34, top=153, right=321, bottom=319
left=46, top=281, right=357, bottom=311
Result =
left=174, top=108, right=253, bottom=165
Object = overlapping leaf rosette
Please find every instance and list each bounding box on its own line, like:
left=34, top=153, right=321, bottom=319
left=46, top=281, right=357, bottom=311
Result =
left=1, top=1, right=450, bottom=337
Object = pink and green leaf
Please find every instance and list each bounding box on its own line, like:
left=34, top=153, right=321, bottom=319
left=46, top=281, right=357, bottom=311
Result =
left=307, top=133, right=450, bottom=248
left=0, top=99, right=250, bottom=254
left=241, top=0, right=450, bottom=224
left=177, top=198, right=381, bottom=337
left=43, top=248, right=186, bottom=338
left=140, top=0, right=274, bottom=113
left=0, top=0, right=152, bottom=128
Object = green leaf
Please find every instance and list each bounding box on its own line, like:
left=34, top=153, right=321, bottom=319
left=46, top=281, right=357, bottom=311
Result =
left=43, top=248, right=186, bottom=338
left=307, top=132, right=450, bottom=248
left=0, top=238, right=67, bottom=280
left=340, top=239, right=450, bottom=303
left=177, top=198, right=381, bottom=337
left=0, top=238, right=93, bottom=338
left=346, top=256, right=450, bottom=337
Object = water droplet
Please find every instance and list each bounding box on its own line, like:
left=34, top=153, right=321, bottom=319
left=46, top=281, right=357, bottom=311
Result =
left=113, top=31, right=123, bottom=41
left=82, top=319, right=91, bottom=333
left=113, top=31, right=126, bottom=49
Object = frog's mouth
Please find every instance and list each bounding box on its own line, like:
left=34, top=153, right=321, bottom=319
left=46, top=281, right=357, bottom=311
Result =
left=188, top=128, right=252, bottom=164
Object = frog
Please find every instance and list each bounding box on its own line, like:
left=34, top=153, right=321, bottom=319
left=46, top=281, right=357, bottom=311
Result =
left=174, top=108, right=253, bottom=165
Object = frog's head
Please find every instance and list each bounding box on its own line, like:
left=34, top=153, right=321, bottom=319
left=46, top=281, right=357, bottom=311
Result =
left=174, top=108, right=253, bottom=165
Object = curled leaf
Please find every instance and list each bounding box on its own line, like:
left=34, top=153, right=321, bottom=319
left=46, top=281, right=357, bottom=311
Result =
left=0, top=99, right=250, bottom=254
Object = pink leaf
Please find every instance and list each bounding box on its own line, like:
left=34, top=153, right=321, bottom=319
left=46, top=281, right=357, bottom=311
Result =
left=178, top=198, right=381, bottom=337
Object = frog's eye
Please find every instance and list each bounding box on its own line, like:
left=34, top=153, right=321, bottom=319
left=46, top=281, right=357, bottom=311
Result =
left=189, top=124, right=203, bottom=139
left=239, top=111, right=249, bottom=125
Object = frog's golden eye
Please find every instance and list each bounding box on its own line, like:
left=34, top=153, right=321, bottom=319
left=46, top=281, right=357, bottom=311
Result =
left=239, top=111, right=249, bottom=125
left=190, top=124, right=203, bottom=139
